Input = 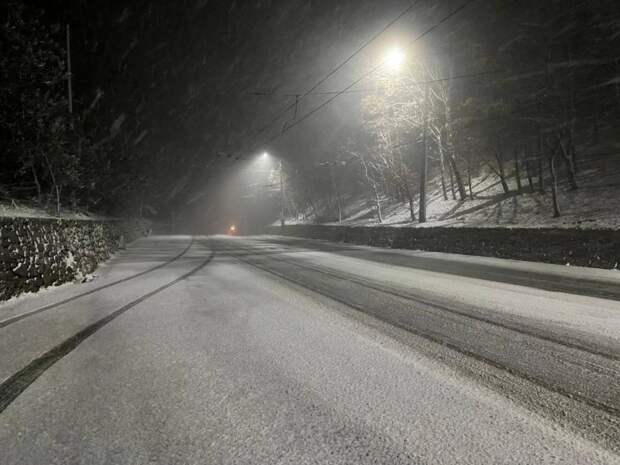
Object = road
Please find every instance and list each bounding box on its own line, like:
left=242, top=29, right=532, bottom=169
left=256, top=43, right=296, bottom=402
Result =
left=1, top=234, right=619, bottom=464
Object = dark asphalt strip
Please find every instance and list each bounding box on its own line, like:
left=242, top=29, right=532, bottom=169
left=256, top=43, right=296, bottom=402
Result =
left=0, top=249, right=214, bottom=414
left=216, top=242, right=620, bottom=418
left=255, top=237, right=620, bottom=302
left=0, top=237, right=194, bottom=329
left=227, top=242, right=620, bottom=361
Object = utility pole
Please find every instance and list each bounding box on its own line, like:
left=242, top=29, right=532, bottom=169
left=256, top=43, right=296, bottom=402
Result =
left=418, top=84, right=430, bottom=223
left=328, top=160, right=343, bottom=223
left=279, top=160, right=285, bottom=228
left=66, top=25, right=73, bottom=114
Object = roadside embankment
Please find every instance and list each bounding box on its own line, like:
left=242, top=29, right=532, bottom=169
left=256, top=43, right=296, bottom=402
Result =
left=0, top=217, right=150, bottom=301
left=267, top=225, right=620, bottom=270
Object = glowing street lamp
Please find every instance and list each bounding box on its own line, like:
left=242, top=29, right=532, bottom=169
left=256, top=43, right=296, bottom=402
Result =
left=384, top=46, right=406, bottom=72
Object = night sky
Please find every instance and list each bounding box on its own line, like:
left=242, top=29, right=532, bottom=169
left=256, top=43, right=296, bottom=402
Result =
left=11, top=1, right=457, bottom=217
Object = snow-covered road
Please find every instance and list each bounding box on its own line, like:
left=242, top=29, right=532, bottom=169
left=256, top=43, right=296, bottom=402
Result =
left=1, top=235, right=619, bottom=464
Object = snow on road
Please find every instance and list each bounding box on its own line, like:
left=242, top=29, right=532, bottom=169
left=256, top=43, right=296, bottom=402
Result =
left=245, top=235, right=620, bottom=345
left=0, top=235, right=619, bottom=464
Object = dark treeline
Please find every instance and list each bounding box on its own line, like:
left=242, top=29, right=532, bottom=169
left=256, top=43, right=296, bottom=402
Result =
left=2, top=0, right=267, bottom=216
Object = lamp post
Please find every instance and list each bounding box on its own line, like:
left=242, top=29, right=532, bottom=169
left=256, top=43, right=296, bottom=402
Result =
left=279, top=159, right=285, bottom=228
left=260, top=152, right=285, bottom=228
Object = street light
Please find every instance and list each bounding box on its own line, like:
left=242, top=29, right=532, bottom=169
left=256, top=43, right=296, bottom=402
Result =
left=384, top=46, right=406, bottom=72
left=261, top=151, right=269, bottom=160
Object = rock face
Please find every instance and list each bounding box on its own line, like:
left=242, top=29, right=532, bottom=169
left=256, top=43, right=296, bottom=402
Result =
left=0, top=218, right=150, bottom=301
left=269, top=225, right=620, bottom=270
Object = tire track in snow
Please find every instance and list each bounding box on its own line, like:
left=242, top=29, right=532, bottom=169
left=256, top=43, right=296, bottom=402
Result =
left=214, top=239, right=620, bottom=418
left=0, top=237, right=194, bottom=329
left=0, top=246, right=214, bottom=414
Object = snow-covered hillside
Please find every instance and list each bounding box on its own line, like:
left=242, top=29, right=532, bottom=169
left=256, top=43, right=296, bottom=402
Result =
left=285, top=142, right=620, bottom=230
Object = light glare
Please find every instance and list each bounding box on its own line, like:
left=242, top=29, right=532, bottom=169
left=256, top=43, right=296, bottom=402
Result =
left=384, top=47, right=405, bottom=72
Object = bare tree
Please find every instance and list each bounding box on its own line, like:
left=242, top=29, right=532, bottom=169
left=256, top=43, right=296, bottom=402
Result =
left=544, top=136, right=562, bottom=218
left=513, top=147, right=522, bottom=191
left=493, top=149, right=510, bottom=195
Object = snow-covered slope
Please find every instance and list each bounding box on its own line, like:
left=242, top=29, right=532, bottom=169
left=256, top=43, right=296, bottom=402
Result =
left=286, top=143, right=620, bottom=230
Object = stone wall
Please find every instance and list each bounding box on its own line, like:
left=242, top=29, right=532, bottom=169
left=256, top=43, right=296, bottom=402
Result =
left=268, top=225, right=620, bottom=269
left=0, top=217, right=150, bottom=301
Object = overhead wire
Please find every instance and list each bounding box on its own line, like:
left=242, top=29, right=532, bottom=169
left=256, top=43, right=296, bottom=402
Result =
left=231, top=0, right=426, bottom=159
left=299, top=0, right=424, bottom=99
left=254, top=69, right=502, bottom=98
left=252, top=0, right=478, bottom=155
left=213, top=0, right=477, bottom=167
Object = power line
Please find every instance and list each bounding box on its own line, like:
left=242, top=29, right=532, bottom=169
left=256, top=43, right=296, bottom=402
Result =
left=265, top=67, right=494, bottom=148
left=301, top=0, right=424, bottom=99
left=252, top=69, right=503, bottom=97
left=411, top=0, right=474, bottom=43
left=265, top=64, right=383, bottom=145
left=235, top=0, right=424, bottom=159
left=211, top=67, right=499, bottom=167
left=258, top=0, right=478, bottom=152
